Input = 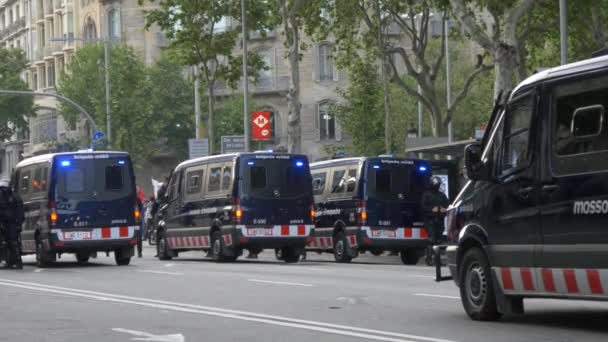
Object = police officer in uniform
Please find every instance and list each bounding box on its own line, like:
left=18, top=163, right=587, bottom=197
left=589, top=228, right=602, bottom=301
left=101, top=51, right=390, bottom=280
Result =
left=421, top=176, right=449, bottom=265
left=0, top=179, right=24, bottom=269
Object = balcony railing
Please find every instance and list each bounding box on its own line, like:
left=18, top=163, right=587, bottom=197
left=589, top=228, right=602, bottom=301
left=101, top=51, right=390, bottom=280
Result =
left=213, top=75, right=290, bottom=96
left=0, top=17, right=26, bottom=40
left=43, top=41, right=63, bottom=57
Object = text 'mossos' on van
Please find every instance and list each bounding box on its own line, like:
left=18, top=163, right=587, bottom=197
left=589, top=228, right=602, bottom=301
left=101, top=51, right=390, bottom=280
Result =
left=15, top=151, right=140, bottom=267
left=437, top=55, right=608, bottom=321
left=156, top=152, right=314, bottom=263
left=309, top=156, right=432, bottom=264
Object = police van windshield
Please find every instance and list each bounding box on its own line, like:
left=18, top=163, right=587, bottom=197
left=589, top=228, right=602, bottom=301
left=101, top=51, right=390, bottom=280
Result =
left=55, top=156, right=134, bottom=201
left=241, top=156, right=311, bottom=199
left=366, top=162, right=414, bottom=200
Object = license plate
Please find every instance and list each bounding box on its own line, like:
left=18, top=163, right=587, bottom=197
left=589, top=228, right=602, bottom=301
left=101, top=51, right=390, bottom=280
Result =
left=372, top=230, right=396, bottom=238
left=247, top=228, right=274, bottom=236
left=63, top=231, right=92, bottom=241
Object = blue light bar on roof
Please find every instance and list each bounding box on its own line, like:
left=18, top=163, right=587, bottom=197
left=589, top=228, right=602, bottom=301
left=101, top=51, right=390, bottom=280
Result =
left=373, top=165, right=380, bottom=169
left=418, top=165, right=428, bottom=172
left=296, top=161, right=304, bottom=167
left=247, top=161, right=255, bottom=166
left=60, top=160, right=71, bottom=167
left=118, top=160, right=126, bottom=165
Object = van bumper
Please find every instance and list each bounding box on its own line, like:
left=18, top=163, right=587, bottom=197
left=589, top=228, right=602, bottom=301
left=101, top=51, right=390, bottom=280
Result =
left=50, top=238, right=138, bottom=253
left=232, top=225, right=313, bottom=250
left=358, top=227, right=432, bottom=251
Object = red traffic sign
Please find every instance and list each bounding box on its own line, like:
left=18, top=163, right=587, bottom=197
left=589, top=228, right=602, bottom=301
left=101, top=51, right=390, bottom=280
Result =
left=252, top=111, right=271, bottom=140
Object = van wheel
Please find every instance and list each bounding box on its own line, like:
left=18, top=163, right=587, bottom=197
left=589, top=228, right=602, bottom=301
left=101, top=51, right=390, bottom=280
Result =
left=282, top=247, right=300, bottom=263
left=76, top=252, right=90, bottom=264
left=157, top=232, right=172, bottom=261
left=333, top=233, right=352, bottom=263
left=114, top=249, right=131, bottom=266
left=275, top=248, right=284, bottom=260
left=211, top=231, right=227, bottom=262
left=400, top=249, right=420, bottom=265
left=460, top=248, right=502, bottom=321
left=35, top=239, right=51, bottom=268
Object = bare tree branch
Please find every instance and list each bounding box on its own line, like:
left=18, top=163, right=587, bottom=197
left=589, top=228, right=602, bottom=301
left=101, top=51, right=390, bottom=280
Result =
left=451, top=0, right=494, bottom=51
left=387, top=55, right=433, bottom=113
left=504, top=0, right=537, bottom=44
left=431, top=13, right=447, bottom=80
left=444, top=64, right=493, bottom=126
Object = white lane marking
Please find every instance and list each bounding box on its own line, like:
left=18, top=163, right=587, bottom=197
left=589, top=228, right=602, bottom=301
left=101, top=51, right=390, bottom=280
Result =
left=34, top=269, right=45, bottom=273
left=248, top=279, right=314, bottom=287
left=407, top=275, right=435, bottom=279
left=136, top=270, right=184, bottom=276
left=164, top=263, right=175, bottom=268
left=112, top=328, right=184, bottom=342
left=0, top=279, right=455, bottom=342
left=414, top=293, right=460, bottom=300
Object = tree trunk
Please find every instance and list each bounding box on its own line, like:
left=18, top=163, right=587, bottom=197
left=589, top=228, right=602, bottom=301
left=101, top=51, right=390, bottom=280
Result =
left=285, top=14, right=302, bottom=153
left=207, top=84, right=215, bottom=154
left=494, top=44, right=518, bottom=99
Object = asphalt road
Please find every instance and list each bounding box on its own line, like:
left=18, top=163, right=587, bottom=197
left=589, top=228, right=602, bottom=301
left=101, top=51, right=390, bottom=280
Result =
left=0, top=245, right=607, bottom=342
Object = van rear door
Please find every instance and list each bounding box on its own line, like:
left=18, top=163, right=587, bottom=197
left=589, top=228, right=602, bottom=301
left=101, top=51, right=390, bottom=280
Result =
left=53, top=154, right=136, bottom=229
left=238, top=155, right=313, bottom=226
left=365, top=159, right=430, bottom=230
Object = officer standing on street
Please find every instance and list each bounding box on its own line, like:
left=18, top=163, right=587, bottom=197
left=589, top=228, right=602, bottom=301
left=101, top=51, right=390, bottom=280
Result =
left=0, top=179, right=24, bottom=269
left=421, top=176, right=449, bottom=265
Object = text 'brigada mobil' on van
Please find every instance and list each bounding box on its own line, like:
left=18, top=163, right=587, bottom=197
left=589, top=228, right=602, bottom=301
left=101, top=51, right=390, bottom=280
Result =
left=155, top=151, right=314, bottom=263
left=308, top=156, right=432, bottom=264
left=436, top=53, right=608, bottom=321
left=14, top=151, right=140, bottom=267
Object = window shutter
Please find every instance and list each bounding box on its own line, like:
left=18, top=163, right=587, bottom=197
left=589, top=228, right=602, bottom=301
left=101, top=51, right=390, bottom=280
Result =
left=315, top=103, right=321, bottom=142
left=312, top=44, right=320, bottom=82
left=333, top=63, right=339, bottom=82
left=335, top=119, right=342, bottom=141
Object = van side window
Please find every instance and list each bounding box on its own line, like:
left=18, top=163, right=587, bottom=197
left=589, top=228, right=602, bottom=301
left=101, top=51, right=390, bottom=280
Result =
left=187, top=170, right=204, bottom=194
left=346, top=169, right=357, bottom=193
left=250, top=166, right=267, bottom=189
left=105, top=166, right=124, bottom=191
left=312, top=172, right=327, bottom=195
left=552, top=74, right=608, bottom=174
left=221, top=166, right=232, bottom=191
left=500, top=95, right=533, bottom=174
left=331, top=169, right=346, bottom=194
left=208, top=166, right=222, bottom=192
left=20, top=170, right=31, bottom=193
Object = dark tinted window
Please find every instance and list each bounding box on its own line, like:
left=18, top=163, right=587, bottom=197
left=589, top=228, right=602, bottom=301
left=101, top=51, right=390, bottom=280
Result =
left=375, top=169, right=391, bottom=193
left=222, top=166, right=232, bottom=190
left=208, top=167, right=222, bottom=192
left=501, top=95, right=533, bottom=173
left=250, top=166, right=267, bottom=189
left=186, top=170, right=203, bottom=194
left=105, top=166, right=123, bottom=191
left=346, top=169, right=357, bottom=193
left=312, top=172, right=327, bottom=195
left=65, top=168, right=85, bottom=193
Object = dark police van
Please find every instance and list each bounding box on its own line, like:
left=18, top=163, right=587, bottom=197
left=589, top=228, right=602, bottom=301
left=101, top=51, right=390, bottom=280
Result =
left=15, top=151, right=139, bottom=267
left=309, top=157, right=432, bottom=264
left=437, top=55, right=608, bottom=321
left=156, top=152, right=314, bottom=263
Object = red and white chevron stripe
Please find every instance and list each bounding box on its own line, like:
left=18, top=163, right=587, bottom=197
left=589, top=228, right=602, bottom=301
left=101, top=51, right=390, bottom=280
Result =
left=168, top=236, right=211, bottom=249
left=361, top=227, right=429, bottom=240
left=237, top=225, right=313, bottom=237
left=495, top=267, right=608, bottom=297
left=307, top=237, right=334, bottom=249
left=52, top=226, right=137, bottom=241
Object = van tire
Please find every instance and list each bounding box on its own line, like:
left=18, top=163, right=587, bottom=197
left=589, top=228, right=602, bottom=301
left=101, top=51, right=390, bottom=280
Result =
left=35, top=239, right=51, bottom=268
left=211, top=231, right=227, bottom=262
left=114, top=249, right=131, bottom=266
left=282, top=247, right=300, bottom=263
left=333, top=233, right=352, bottom=263
left=459, top=248, right=502, bottom=321
left=400, top=249, right=420, bottom=265
left=157, top=231, right=172, bottom=261
left=275, top=248, right=284, bottom=260
left=76, top=252, right=90, bottom=264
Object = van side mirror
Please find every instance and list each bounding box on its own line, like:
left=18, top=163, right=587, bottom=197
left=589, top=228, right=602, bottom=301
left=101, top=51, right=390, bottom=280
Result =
left=464, top=143, right=483, bottom=181
left=571, top=105, right=604, bottom=138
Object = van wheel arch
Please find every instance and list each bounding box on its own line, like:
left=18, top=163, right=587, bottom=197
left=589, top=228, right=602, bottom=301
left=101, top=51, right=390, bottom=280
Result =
left=457, top=237, right=488, bottom=286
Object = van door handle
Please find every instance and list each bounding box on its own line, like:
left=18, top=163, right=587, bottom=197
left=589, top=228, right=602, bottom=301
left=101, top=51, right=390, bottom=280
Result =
left=518, top=187, right=533, bottom=198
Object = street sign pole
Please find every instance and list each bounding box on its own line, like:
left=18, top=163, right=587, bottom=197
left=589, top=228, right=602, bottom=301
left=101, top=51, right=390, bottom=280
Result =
left=242, top=0, right=250, bottom=152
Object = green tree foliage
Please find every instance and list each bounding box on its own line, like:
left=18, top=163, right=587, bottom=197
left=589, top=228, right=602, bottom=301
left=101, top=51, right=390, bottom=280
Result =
left=0, top=48, right=35, bottom=140
left=140, top=0, right=274, bottom=154
left=58, top=44, right=150, bottom=159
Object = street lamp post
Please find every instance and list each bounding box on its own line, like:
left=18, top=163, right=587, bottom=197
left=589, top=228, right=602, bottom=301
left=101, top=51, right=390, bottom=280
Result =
left=445, top=15, right=453, bottom=144
left=559, top=0, right=568, bottom=65
left=242, top=0, right=250, bottom=152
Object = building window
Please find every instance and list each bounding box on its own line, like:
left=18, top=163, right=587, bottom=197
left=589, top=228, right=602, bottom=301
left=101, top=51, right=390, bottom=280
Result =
left=83, top=17, right=97, bottom=42
left=108, top=9, right=120, bottom=40
left=213, top=16, right=228, bottom=33
left=47, top=63, right=55, bottom=87
left=257, top=53, right=272, bottom=89
left=318, top=102, right=335, bottom=141
left=32, top=110, right=58, bottom=144
left=318, top=43, right=334, bottom=81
